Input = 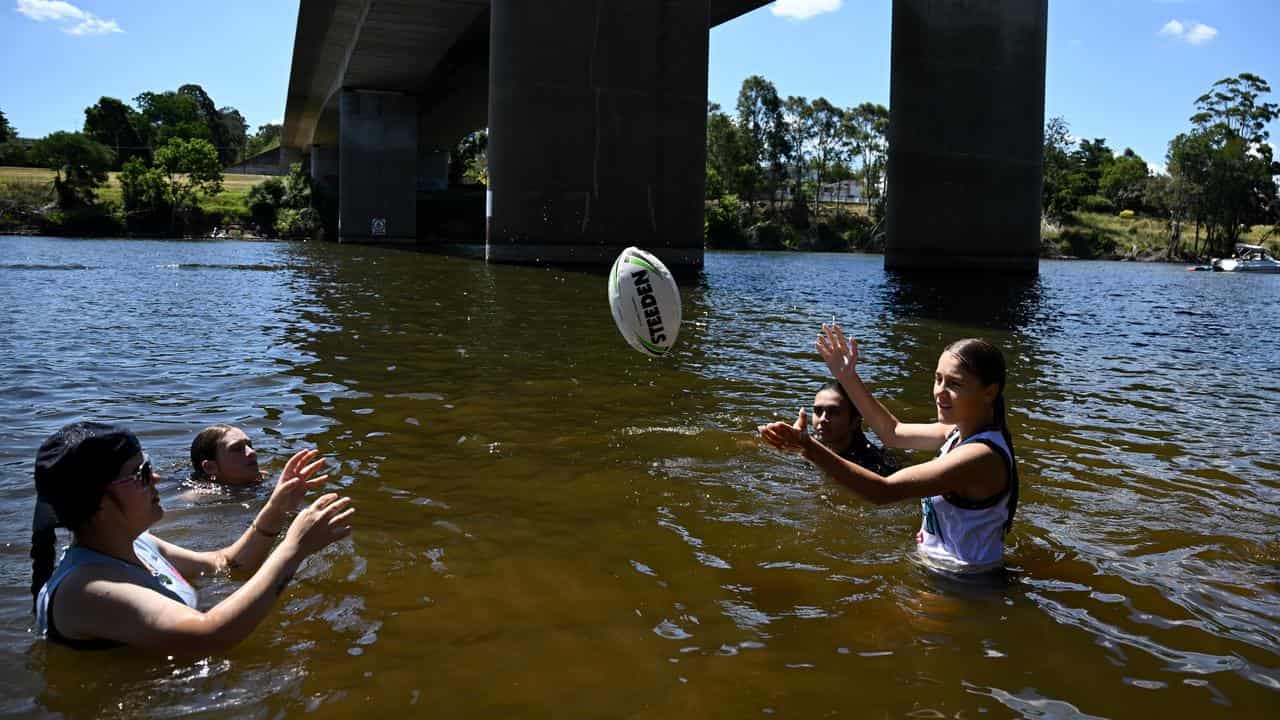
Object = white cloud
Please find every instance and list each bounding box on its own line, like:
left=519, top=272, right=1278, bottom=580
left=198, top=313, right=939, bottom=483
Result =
left=1147, top=161, right=1167, bottom=176
left=771, top=0, right=842, bottom=21
left=1159, top=18, right=1217, bottom=45
left=15, top=0, right=122, bottom=35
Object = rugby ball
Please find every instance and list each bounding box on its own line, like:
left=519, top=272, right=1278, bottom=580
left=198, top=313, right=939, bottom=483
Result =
left=608, top=247, right=682, bottom=356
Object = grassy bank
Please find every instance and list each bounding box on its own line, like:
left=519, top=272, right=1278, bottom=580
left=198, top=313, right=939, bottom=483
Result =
left=1043, top=210, right=1279, bottom=261
left=0, top=166, right=267, bottom=224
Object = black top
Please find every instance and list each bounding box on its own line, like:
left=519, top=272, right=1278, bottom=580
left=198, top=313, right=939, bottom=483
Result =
left=837, top=432, right=899, bottom=477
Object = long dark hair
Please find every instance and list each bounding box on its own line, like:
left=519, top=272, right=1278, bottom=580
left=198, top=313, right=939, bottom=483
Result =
left=818, top=380, right=860, bottom=419
left=31, top=422, right=141, bottom=611
left=943, top=338, right=1020, bottom=532
left=190, top=424, right=235, bottom=481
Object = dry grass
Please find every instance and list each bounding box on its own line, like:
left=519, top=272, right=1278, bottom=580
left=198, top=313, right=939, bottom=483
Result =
left=0, top=166, right=269, bottom=215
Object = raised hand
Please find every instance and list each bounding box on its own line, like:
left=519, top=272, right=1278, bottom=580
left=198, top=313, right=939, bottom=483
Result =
left=758, top=408, right=813, bottom=454
left=285, top=493, right=355, bottom=557
left=266, top=449, right=331, bottom=517
left=816, top=323, right=860, bottom=383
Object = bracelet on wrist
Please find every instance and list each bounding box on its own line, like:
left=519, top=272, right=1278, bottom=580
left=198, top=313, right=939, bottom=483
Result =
left=252, top=522, right=281, bottom=538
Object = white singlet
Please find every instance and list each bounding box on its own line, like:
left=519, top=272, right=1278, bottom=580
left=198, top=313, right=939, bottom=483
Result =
left=916, top=427, right=1015, bottom=574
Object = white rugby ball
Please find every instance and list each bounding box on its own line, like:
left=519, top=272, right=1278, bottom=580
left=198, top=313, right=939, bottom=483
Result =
left=608, top=247, right=682, bottom=356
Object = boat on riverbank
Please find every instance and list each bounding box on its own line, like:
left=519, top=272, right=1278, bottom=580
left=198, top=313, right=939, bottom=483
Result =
left=1210, top=243, right=1280, bottom=272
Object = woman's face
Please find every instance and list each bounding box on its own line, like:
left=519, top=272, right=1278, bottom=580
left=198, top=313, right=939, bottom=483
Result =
left=103, top=451, right=164, bottom=532
left=933, top=352, right=998, bottom=427
left=210, top=428, right=261, bottom=485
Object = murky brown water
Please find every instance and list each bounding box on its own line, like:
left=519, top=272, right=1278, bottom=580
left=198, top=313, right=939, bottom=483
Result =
left=0, top=237, right=1277, bottom=718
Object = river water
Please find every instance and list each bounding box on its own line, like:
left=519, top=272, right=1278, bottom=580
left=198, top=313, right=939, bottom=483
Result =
left=0, top=237, right=1276, bottom=718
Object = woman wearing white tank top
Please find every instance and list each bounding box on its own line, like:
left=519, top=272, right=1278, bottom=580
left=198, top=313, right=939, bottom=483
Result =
left=759, top=324, right=1019, bottom=574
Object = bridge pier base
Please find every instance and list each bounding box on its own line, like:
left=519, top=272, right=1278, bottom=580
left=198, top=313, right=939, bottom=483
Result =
left=338, top=90, right=419, bottom=243
left=484, top=0, right=708, bottom=268
left=884, top=0, right=1047, bottom=274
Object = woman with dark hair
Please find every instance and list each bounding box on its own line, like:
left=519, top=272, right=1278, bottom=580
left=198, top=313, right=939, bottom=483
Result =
left=190, top=424, right=262, bottom=485
left=759, top=324, right=1019, bottom=573
left=30, top=422, right=355, bottom=653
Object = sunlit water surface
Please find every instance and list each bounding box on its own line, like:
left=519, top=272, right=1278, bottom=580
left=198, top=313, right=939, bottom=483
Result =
left=0, top=237, right=1277, bottom=718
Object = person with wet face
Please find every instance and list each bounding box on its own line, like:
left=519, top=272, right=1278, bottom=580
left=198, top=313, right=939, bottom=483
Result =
left=759, top=325, right=1020, bottom=574
left=190, top=424, right=262, bottom=485
left=809, top=381, right=898, bottom=477
left=29, top=422, right=356, bottom=654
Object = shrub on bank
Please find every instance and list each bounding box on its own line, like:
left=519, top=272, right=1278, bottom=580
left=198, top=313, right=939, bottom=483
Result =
left=704, top=195, right=747, bottom=248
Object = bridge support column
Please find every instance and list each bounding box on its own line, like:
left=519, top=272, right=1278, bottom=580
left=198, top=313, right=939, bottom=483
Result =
left=310, top=145, right=338, bottom=193
left=339, top=90, right=418, bottom=243
left=884, top=0, right=1047, bottom=274
left=486, top=0, right=708, bottom=267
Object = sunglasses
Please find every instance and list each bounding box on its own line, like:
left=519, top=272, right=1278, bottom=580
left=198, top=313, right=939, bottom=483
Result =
left=811, top=405, right=843, bottom=418
left=110, top=454, right=153, bottom=489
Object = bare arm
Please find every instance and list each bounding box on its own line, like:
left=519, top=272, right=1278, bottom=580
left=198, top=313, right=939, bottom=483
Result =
left=54, top=493, right=355, bottom=656
left=815, top=323, right=952, bottom=452
left=155, top=450, right=333, bottom=580
left=759, top=410, right=1004, bottom=504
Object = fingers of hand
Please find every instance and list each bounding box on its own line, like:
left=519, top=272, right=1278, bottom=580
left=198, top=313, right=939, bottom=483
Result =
left=298, top=457, right=327, bottom=480
left=317, top=496, right=352, bottom=520
left=304, top=474, right=330, bottom=488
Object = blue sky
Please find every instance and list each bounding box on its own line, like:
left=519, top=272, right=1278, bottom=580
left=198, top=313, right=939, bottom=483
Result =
left=3, top=0, right=1278, bottom=171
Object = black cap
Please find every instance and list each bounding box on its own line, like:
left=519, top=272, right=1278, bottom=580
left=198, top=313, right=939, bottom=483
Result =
left=34, top=422, right=141, bottom=530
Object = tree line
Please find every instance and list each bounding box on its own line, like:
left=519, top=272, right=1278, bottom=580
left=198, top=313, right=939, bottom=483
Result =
left=703, top=75, right=889, bottom=251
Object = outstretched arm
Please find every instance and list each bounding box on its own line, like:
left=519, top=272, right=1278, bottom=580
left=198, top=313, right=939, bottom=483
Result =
left=816, top=323, right=952, bottom=452
left=758, top=410, right=1004, bottom=504
left=156, top=450, right=332, bottom=580
left=54, top=493, right=355, bottom=656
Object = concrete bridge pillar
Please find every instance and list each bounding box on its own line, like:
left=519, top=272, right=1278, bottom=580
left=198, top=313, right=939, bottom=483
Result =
left=486, top=0, right=709, bottom=267
left=884, top=0, right=1047, bottom=274
left=338, top=90, right=419, bottom=243
left=310, top=145, right=338, bottom=193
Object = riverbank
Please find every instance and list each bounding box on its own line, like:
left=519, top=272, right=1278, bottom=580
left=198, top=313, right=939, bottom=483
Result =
left=0, top=165, right=269, bottom=236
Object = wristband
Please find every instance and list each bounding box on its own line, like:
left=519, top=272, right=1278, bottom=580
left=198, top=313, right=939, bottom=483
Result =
left=252, top=522, right=281, bottom=538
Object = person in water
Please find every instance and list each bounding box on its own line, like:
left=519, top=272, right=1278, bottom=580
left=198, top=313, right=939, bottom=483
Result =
left=30, top=422, right=355, bottom=654
left=190, top=424, right=262, bottom=485
left=759, top=325, right=1019, bottom=573
left=808, top=380, right=898, bottom=477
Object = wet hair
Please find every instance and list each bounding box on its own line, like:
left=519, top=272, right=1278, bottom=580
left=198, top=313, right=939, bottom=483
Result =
left=817, top=381, right=859, bottom=419
left=31, top=422, right=141, bottom=610
left=190, top=424, right=236, bottom=481
left=943, top=338, right=1020, bottom=532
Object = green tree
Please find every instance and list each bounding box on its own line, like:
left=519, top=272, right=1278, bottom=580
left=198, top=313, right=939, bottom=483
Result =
left=781, top=96, right=812, bottom=208
left=153, top=138, right=223, bottom=230
left=1173, top=72, right=1280, bottom=255
left=0, top=108, right=15, bottom=143
left=706, top=102, right=750, bottom=201
left=736, top=76, right=789, bottom=215
left=135, top=91, right=209, bottom=149
left=1071, top=138, right=1115, bottom=198
left=449, top=129, right=488, bottom=186
left=808, top=98, right=845, bottom=210
left=1041, top=116, right=1078, bottom=219
left=30, top=132, right=115, bottom=207
left=218, top=107, right=248, bottom=162
left=843, top=102, right=889, bottom=212
left=1099, top=149, right=1150, bottom=211
left=178, top=85, right=236, bottom=164
left=244, top=123, right=282, bottom=158
left=83, top=96, right=147, bottom=168
left=118, top=156, right=170, bottom=229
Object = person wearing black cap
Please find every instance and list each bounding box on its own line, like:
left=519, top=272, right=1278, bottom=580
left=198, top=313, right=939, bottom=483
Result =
left=30, top=422, right=356, bottom=654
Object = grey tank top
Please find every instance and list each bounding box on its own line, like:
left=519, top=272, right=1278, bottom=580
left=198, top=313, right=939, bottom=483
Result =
left=36, top=533, right=199, bottom=648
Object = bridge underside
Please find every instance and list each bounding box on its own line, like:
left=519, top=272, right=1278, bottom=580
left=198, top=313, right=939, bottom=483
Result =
left=284, top=0, right=1046, bottom=273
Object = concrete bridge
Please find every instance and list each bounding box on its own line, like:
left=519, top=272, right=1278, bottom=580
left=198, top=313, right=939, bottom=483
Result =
left=283, top=0, right=1047, bottom=273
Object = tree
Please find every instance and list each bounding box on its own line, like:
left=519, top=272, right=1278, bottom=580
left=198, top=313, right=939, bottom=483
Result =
left=135, top=91, right=210, bottom=149
left=706, top=102, right=750, bottom=201
left=843, top=102, right=889, bottom=211
left=244, top=123, right=282, bottom=158
left=0, top=108, right=15, bottom=143
left=178, top=84, right=236, bottom=164
left=736, top=76, right=789, bottom=214
left=1172, top=73, right=1280, bottom=255
left=29, top=132, right=115, bottom=207
left=1041, top=116, right=1076, bottom=219
left=808, top=98, right=844, bottom=210
left=153, top=138, right=223, bottom=230
left=449, top=129, right=487, bottom=186
left=119, top=156, right=170, bottom=228
left=1071, top=138, right=1115, bottom=198
left=83, top=96, right=147, bottom=168
left=1099, top=149, right=1150, bottom=211
left=218, top=107, right=248, bottom=162
left=781, top=96, right=812, bottom=207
